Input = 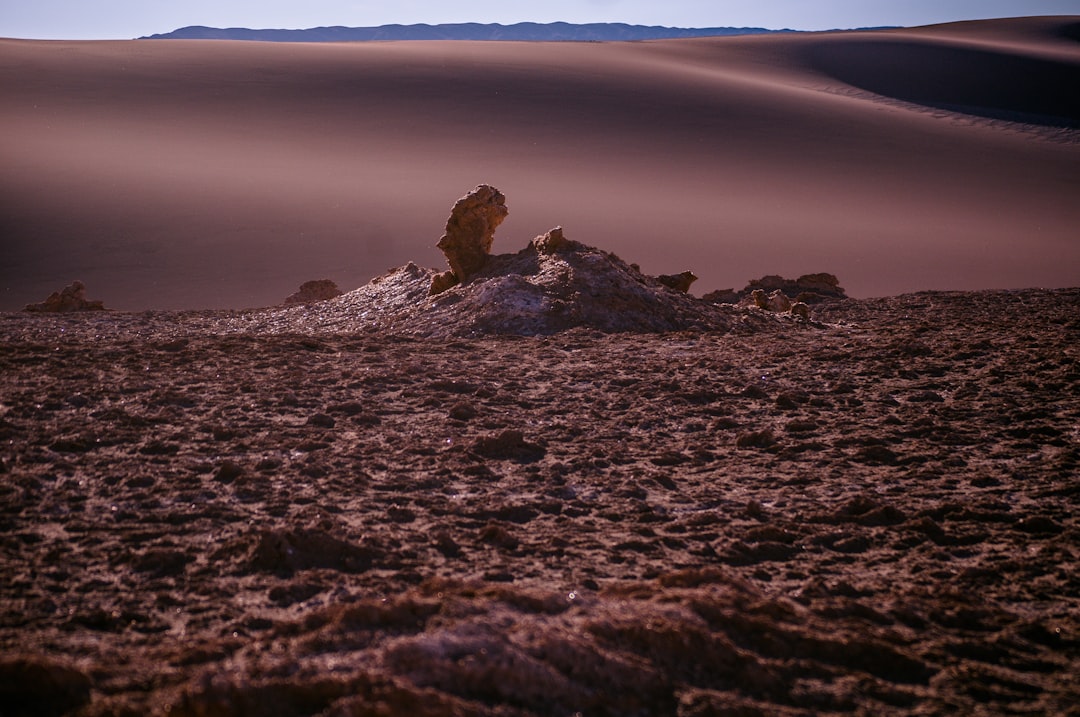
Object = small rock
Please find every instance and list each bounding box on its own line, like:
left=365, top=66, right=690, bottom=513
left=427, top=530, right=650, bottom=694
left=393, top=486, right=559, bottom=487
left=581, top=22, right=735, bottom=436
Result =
left=471, top=429, right=544, bottom=461
left=532, top=226, right=574, bottom=254
left=736, top=429, right=777, bottom=449
left=307, top=413, right=336, bottom=429
left=656, top=270, right=698, bottom=293
left=429, top=270, right=459, bottom=295
left=448, top=402, right=477, bottom=421
left=250, top=528, right=375, bottom=575
left=213, top=461, right=245, bottom=484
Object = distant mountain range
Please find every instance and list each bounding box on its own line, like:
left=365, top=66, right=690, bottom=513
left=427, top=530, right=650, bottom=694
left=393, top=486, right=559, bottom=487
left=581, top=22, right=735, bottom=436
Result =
left=140, top=22, right=802, bottom=43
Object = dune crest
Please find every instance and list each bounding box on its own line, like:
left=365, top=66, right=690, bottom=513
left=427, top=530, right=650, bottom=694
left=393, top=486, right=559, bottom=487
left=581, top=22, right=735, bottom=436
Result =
left=1, top=17, right=1078, bottom=311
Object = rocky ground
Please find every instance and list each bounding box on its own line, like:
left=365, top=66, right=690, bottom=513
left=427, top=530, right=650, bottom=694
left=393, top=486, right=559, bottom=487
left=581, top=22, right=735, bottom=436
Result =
left=1, top=285, right=1078, bottom=716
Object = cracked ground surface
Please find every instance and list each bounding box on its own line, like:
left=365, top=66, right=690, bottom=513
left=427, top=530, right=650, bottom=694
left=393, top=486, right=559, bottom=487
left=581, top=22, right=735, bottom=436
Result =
left=1, top=288, right=1078, bottom=716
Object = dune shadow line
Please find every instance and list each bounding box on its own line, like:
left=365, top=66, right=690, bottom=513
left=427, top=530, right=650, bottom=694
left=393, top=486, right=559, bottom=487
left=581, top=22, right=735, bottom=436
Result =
left=1058, top=21, right=1080, bottom=43
left=805, top=39, right=1080, bottom=128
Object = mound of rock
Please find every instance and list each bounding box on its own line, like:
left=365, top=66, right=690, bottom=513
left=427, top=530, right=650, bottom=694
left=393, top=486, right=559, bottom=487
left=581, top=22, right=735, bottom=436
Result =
left=277, top=224, right=777, bottom=337
left=24, top=281, right=106, bottom=312
left=253, top=186, right=789, bottom=337
left=283, top=279, right=343, bottom=305
left=705, top=273, right=847, bottom=305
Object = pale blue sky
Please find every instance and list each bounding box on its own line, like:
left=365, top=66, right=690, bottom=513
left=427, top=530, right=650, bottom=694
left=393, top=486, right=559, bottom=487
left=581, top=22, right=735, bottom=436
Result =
left=3, top=0, right=1079, bottom=40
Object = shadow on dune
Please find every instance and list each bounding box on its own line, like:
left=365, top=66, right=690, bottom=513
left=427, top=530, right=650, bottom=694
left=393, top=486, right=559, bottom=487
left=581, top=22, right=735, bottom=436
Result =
left=1058, top=21, right=1080, bottom=43
left=806, top=39, right=1080, bottom=128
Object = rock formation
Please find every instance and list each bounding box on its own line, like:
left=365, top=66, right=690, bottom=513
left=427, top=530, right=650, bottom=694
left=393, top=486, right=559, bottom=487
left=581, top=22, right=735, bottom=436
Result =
left=283, top=279, right=343, bottom=305
left=655, top=270, right=698, bottom=293
left=746, top=273, right=846, bottom=303
left=706, top=273, right=846, bottom=305
left=432, top=184, right=508, bottom=293
left=24, top=281, right=105, bottom=312
left=531, top=226, right=575, bottom=254
left=243, top=187, right=798, bottom=336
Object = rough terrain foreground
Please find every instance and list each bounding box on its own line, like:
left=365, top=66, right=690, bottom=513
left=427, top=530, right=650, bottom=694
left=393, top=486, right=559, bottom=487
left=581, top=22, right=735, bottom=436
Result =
left=1, top=285, right=1078, bottom=716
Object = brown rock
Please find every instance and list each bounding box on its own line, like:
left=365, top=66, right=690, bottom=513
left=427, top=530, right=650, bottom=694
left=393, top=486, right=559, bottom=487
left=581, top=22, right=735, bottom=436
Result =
left=24, top=280, right=105, bottom=312
left=767, top=290, right=792, bottom=312
left=283, top=279, right=342, bottom=305
left=429, top=270, right=459, bottom=296
left=435, top=184, right=508, bottom=283
left=655, top=271, right=698, bottom=293
left=532, top=226, right=575, bottom=254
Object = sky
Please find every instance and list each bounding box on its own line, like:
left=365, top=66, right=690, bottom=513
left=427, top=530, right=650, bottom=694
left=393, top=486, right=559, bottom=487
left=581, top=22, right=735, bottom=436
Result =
left=3, top=0, right=1079, bottom=40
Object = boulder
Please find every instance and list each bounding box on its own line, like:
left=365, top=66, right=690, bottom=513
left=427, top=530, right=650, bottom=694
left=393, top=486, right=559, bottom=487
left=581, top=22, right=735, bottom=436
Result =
left=24, top=281, right=105, bottom=312
left=434, top=184, right=508, bottom=288
left=767, top=290, right=792, bottom=312
left=283, top=279, right=343, bottom=305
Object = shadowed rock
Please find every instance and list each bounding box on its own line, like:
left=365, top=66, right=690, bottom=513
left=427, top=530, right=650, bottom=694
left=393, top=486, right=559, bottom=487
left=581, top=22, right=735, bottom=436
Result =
left=433, top=184, right=508, bottom=292
left=656, top=271, right=698, bottom=293
left=250, top=528, right=376, bottom=575
left=24, top=281, right=105, bottom=312
left=707, top=273, right=846, bottom=305
left=283, top=279, right=342, bottom=305
left=0, top=657, right=93, bottom=717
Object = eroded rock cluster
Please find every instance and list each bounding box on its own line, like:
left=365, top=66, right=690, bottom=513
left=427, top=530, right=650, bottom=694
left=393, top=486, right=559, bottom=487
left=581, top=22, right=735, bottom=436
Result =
left=705, top=273, right=847, bottom=305
left=24, top=281, right=105, bottom=312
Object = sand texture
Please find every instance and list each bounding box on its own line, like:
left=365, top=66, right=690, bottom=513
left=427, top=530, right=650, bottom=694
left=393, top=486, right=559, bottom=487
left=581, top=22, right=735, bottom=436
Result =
left=1, top=283, right=1078, bottom=715
left=2, top=16, right=1079, bottom=311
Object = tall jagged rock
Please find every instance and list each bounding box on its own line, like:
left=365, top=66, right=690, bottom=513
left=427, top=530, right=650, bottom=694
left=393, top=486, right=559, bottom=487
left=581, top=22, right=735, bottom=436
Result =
left=433, top=184, right=508, bottom=291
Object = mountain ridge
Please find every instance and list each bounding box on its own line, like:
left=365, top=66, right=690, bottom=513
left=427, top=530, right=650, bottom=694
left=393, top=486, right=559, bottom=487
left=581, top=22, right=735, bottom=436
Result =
left=139, top=21, right=807, bottom=42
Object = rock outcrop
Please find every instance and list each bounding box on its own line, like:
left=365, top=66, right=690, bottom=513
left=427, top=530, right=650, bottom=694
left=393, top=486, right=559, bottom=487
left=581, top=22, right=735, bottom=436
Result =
left=751, top=289, right=792, bottom=312
left=283, top=279, right=343, bottom=306
left=705, top=273, right=846, bottom=306
left=24, top=281, right=105, bottom=312
left=257, top=187, right=796, bottom=337
left=432, top=184, right=509, bottom=293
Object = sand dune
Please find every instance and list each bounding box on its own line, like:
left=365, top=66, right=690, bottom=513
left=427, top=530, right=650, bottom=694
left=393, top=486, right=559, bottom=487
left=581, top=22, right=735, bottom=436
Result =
left=1, top=17, right=1078, bottom=310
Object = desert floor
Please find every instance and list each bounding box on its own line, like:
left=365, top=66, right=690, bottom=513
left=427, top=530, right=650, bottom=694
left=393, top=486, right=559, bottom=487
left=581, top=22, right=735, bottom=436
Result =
left=1, top=287, right=1078, bottom=716
left=2, top=16, right=1079, bottom=311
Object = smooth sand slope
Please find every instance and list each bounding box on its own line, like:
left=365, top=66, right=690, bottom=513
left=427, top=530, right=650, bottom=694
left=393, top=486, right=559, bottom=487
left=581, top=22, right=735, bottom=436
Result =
left=1, top=16, right=1078, bottom=310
